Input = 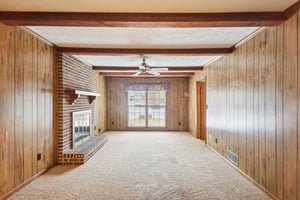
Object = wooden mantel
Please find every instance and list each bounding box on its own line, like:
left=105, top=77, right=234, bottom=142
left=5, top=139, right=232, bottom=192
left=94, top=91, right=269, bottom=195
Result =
left=65, top=89, right=100, bottom=105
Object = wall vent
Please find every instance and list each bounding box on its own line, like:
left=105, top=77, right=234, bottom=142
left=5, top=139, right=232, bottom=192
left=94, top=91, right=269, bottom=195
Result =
left=227, top=150, right=238, bottom=166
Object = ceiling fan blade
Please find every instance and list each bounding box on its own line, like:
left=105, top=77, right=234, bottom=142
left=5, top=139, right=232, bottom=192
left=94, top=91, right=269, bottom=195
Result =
left=133, top=71, right=142, bottom=76
left=148, top=71, right=160, bottom=76
left=150, top=67, right=169, bottom=71
left=138, top=65, right=146, bottom=70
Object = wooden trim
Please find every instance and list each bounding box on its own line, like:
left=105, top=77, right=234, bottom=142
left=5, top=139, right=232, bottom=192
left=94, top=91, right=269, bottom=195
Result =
left=284, top=1, right=300, bottom=19
left=0, top=169, right=48, bottom=200
left=93, top=66, right=203, bottom=71
left=0, top=12, right=285, bottom=27
left=206, top=145, right=279, bottom=200
left=99, top=72, right=194, bottom=77
left=59, top=47, right=232, bottom=55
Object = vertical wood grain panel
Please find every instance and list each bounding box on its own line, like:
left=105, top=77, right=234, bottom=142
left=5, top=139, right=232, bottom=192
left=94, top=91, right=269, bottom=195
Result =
left=32, top=37, right=38, bottom=175
left=169, top=78, right=175, bottom=129
left=0, top=24, right=54, bottom=198
left=206, top=64, right=214, bottom=146
left=297, top=11, right=300, bottom=200
left=45, top=45, right=53, bottom=167
left=216, top=60, right=221, bottom=153
left=246, top=38, right=255, bottom=178
left=219, top=58, right=226, bottom=156
left=227, top=54, right=234, bottom=154
left=265, top=27, right=277, bottom=195
left=233, top=50, right=239, bottom=155
left=14, top=27, right=24, bottom=187
left=276, top=23, right=284, bottom=200
left=37, top=40, right=46, bottom=173
left=209, top=64, right=214, bottom=147
left=298, top=10, right=300, bottom=200
left=23, top=32, right=34, bottom=181
left=238, top=45, right=247, bottom=172
left=258, top=31, right=267, bottom=186
left=253, top=33, right=260, bottom=183
left=224, top=56, right=230, bottom=157
left=283, top=14, right=298, bottom=200
left=94, top=73, right=106, bottom=134
left=0, top=24, right=15, bottom=197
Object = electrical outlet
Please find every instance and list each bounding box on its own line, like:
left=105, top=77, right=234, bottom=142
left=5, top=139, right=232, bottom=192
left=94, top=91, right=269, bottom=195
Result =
left=98, top=128, right=101, bottom=133
left=215, top=138, right=218, bottom=144
left=111, top=121, right=114, bottom=125
left=37, top=153, right=41, bottom=161
left=178, top=122, right=181, bottom=125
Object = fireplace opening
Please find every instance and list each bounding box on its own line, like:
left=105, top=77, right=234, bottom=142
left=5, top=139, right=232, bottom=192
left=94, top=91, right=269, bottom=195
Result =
left=72, top=110, right=92, bottom=148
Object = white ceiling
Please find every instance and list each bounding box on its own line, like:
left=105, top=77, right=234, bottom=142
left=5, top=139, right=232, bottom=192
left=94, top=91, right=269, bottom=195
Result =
left=27, top=26, right=259, bottom=49
left=27, top=26, right=258, bottom=68
left=77, top=55, right=217, bottom=67
left=0, top=0, right=296, bottom=12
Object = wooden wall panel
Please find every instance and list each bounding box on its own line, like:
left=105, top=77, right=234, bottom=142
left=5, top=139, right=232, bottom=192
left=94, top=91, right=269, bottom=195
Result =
left=245, top=38, right=255, bottom=178
left=253, top=34, right=260, bottom=183
left=0, top=25, right=15, bottom=197
left=106, top=77, right=189, bottom=131
left=94, top=72, right=107, bottom=135
left=276, top=23, right=284, bottom=200
left=189, top=10, right=300, bottom=200
left=37, top=40, right=46, bottom=173
left=257, top=31, right=267, bottom=187
left=283, top=14, right=298, bottom=200
left=0, top=24, right=55, bottom=198
left=23, top=31, right=34, bottom=181
left=14, top=27, right=25, bottom=187
left=298, top=11, right=300, bottom=200
left=238, top=45, right=247, bottom=173
left=265, top=27, right=277, bottom=195
left=219, top=57, right=227, bottom=157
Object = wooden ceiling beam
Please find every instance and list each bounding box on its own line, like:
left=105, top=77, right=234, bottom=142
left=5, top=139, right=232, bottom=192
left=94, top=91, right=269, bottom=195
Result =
left=92, top=66, right=203, bottom=71
left=59, top=47, right=232, bottom=55
left=284, top=1, right=300, bottom=19
left=0, top=11, right=285, bottom=27
left=99, top=72, right=195, bottom=77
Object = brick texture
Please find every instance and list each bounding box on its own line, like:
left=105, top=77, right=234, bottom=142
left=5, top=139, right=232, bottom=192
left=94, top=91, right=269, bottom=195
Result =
left=57, top=54, right=96, bottom=164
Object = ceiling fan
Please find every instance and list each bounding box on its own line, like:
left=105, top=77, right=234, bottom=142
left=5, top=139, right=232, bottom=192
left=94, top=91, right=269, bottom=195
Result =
left=133, top=58, right=168, bottom=76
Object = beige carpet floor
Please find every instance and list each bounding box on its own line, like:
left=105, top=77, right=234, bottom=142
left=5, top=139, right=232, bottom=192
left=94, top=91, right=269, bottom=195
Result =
left=10, top=131, right=270, bottom=200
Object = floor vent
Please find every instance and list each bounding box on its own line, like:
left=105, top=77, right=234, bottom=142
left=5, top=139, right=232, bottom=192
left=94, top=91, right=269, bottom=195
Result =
left=227, top=150, right=238, bottom=166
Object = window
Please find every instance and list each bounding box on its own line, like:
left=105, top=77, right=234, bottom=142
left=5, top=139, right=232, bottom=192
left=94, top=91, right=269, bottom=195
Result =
left=128, top=90, right=166, bottom=127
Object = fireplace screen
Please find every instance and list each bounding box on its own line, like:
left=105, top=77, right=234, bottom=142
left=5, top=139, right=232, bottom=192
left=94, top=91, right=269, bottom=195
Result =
left=72, top=110, right=91, bottom=148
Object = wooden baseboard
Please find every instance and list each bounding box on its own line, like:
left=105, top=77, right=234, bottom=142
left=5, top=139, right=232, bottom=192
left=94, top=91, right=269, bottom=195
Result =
left=0, top=168, right=49, bottom=200
left=206, top=145, right=279, bottom=200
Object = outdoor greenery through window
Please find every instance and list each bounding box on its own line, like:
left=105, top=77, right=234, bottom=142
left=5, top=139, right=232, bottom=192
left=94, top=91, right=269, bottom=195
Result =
left=128, top=91, right=166, bottom=127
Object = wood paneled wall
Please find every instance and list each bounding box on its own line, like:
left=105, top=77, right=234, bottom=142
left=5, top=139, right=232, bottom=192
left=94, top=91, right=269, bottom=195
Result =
left=106, top=77, right=189, bottom=131
left=94, top=73, right=106, bottom=134
left=0, top=24, right=55, bottom=198
left=189, top=11, right=300, bottom=200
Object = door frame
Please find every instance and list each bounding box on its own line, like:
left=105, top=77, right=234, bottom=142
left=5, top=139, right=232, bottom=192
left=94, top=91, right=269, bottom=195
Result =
left=196, top=76, right=207, bottom=143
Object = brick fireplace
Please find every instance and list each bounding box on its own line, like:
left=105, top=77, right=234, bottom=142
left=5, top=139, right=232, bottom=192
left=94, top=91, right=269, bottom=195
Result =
left=57, top=54, right=106, bottom=164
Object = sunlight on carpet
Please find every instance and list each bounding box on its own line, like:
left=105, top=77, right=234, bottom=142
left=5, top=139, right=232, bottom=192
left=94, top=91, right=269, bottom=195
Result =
left=9, top=131, right=270, bottom=200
